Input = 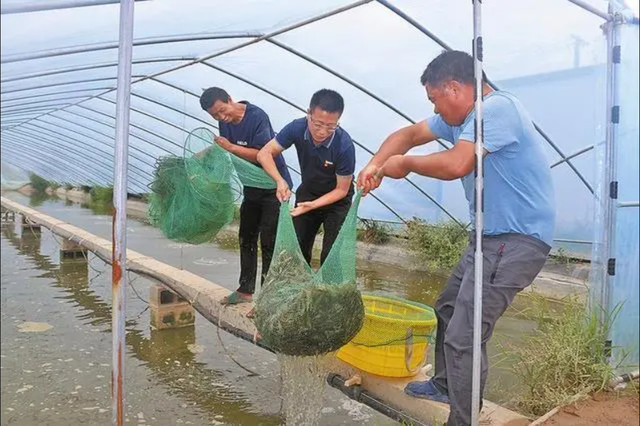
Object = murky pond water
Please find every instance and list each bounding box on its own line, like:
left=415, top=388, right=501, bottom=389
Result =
left=1, top=192, right=537, bottom=424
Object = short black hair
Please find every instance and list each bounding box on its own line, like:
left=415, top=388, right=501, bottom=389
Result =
left=199, top=87, right=230, bottom=110
left=420, top=50, right=487, bottom=87
left=309, top=89, right=344, bottom=115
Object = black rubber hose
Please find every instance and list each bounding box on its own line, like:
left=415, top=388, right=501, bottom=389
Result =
left=326, top=373, right=433, bottom=426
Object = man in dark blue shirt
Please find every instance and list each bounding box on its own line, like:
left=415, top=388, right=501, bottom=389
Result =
left=257, top=89, right=356, bottom=265
left=199, top=87, right=293, bottom=305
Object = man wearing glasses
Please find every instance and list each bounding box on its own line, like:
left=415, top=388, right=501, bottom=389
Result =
left=258, top=89, right=356, bottom=265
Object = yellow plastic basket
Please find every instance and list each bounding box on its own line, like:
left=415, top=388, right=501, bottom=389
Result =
left=336, top=294, right=437, bottom=378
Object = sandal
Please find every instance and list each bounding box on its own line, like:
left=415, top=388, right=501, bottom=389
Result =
left=221, top=291, right=252, bottom=305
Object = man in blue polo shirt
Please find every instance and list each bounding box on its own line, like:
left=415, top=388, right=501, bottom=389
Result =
left=199, top=87, right=293, bottom=306
left=358, top=51, right=555, bottom=426
left=257, top=89, right=356, bottom=265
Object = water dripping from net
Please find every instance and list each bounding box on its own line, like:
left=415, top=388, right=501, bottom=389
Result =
left=278, top=354, right=328, bottom=426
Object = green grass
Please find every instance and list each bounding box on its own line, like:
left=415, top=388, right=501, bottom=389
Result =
left=356, top=218, right=392, bottom=245
left=550, top=247, right=580, bottom=271
left=499, top=293, right=622, bottom=417
left=64, top=183, right=74, bottom=191
left=404, top=218, right=468, bottom=271
left=89, top=185, right=113, bottom=205
left=87, top=185, right=114, bottom=215
left=28, top=173, right=51, bottom=193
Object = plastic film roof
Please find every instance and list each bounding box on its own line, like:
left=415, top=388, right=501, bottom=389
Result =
left=1, top=0, right=635, bottom=245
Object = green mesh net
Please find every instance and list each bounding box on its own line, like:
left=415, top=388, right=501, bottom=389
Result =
left=254, top=192, right=366, bottom=356
left=148, top=127, right=276, bottom=244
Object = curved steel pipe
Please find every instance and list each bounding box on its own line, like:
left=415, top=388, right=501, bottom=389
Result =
left=2, top=101, right=71, bottom=111
left=1, top=2, right=373, bottom=138
left=0, top=152, right=84, bottom=184
left=1, top=94, right=100, bottom=109
left=2, top=104, right=72, bottom=115
left=1, top=32, right=263, bottom=64
left=266, top=39, right=450, bottom=151
left=1, top=0, right=148, bottom=15
left=375, top=0, right=595, bottom=195
left=59, top=108, right=180, bottom=158
left=1, top=56, right=197, bottom=84
left=1, top=141, right=109, bottom=186
left=2, top=133, right=118, bottom=186
left=2, top=138, right=147, bottom=194
left=41, top=113, right=160, bottom=161
left=1, top=87, right=114, bottom=104
left=6, top=126, right=150, bottom=189
left=74, top=104, right=185, bottom=152
left=2, top=131, right=139, bottom=190
left=1, top=75, right=145, bottom=96
left=15, top=122, right=154, bottom=185
left=31, top=116, right=159, bottom=166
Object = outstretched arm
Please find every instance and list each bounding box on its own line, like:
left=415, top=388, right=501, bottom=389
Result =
left=357, top=120, right=439, bottom=194
left=257, top=140, right=290, bottom=201
left=381, top=140, right=481, bottom=181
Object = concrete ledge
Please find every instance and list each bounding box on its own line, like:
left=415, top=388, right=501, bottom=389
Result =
left=1, top=196, right=530, bottom=426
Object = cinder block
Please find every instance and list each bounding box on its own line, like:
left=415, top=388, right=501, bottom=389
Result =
left=150, top=304, right=195, bottom=330
left=149, top=284, right=188, bottom=308
left=60, top=239, right=87, bottom=259
left=60, top=238, right=87, bottom=259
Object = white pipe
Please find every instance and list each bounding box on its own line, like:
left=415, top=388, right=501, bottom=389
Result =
left=111, top=0, right=134, bottom=424
left=1, top=0, right=139, bottom=15
left=608, top=370, right=640, bottom=389
left=471, top=1, right=485, bottom=425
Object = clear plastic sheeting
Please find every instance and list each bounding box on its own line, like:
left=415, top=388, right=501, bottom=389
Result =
left=0, top=0, right=634, bottom=241
left=0, top=161, right=29, bottom=189
left=609, top=22, right=639, bottom=368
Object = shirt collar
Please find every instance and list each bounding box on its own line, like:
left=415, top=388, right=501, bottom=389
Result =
left=304, top=126, right=335, bottom=149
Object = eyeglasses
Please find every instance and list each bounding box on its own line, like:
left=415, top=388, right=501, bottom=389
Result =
left=308, top=115, right=339, bottom=132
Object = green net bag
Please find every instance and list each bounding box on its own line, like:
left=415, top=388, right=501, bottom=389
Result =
left=254, top=192, right=366, bottom=356
left=148, top=127, right=276, bottom=243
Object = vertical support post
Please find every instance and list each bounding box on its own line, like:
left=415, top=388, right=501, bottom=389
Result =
left=111, top=0, right=134, bottom=425
left=593, top=7, right=621, bottom=332
left=471, top=0, right=485, bottom=424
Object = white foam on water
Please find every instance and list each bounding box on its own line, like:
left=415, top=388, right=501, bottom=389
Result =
left=187, top=344, right=204, bottom=354
left=193, top=257, right=228, bottom=266
left=17, top=322, right=52, bottom=332
left=341, top=399, right=372, bottom=422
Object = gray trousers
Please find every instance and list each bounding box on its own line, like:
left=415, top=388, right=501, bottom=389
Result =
left=432, top=233, right=551, bottom=426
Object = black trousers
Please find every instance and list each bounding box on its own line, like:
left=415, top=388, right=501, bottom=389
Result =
left=293, top=195, right=352, bottom=266
left=237, top=187, right=280, bottom=294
